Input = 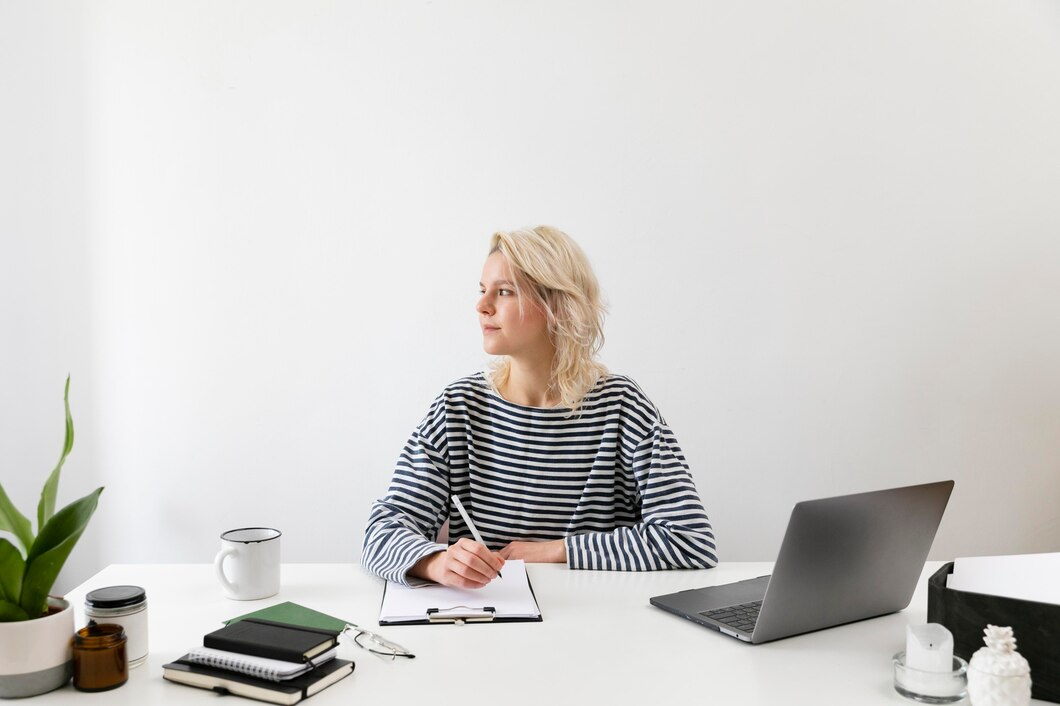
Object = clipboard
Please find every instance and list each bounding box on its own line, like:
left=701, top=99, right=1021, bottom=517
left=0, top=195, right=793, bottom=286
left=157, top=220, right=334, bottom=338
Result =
left=379, top=559, right=543, bottom=625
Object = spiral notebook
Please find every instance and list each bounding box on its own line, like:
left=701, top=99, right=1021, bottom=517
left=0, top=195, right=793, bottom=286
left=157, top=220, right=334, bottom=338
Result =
left=183, top=646, right=338, bottom=682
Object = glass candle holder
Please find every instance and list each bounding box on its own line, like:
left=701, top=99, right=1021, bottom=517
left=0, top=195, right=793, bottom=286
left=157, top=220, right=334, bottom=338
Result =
left=72, top=623, right=128, bottom=692
left=893, top=650, right=968, bottom=703
left=85, top=585, right=148, bottom=667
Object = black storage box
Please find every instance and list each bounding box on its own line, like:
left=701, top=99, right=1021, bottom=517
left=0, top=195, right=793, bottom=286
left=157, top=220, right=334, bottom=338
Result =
left=928, top=562, right=1058, bottom=703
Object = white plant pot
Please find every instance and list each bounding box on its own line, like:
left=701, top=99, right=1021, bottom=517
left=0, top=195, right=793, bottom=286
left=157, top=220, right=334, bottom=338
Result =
left=0, top=597, right=74, bottom=699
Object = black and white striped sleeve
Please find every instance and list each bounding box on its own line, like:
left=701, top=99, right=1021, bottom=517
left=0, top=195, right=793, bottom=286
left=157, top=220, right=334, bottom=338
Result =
left=361, top=403, right=450, bottom=585
left=564, top=423, right=718, bottom=571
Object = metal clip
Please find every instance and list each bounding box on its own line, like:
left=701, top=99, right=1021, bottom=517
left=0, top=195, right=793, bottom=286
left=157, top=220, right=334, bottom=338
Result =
left=426, top=606, right=496, bottom=624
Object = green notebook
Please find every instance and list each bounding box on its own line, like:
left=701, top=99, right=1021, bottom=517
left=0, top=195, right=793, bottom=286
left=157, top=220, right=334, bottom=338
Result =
left=225, top=601, right=349, bottom=633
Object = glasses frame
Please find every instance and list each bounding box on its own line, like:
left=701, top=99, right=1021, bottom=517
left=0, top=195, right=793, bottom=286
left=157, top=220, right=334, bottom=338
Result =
left=341, top=624, right=415, bottom=660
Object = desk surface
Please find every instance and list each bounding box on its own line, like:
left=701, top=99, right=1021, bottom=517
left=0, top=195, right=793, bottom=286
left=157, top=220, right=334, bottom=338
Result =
left=31, top=561, right=1017, bottom=705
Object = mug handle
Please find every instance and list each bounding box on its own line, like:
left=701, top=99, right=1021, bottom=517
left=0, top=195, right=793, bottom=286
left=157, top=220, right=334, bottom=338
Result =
left=214, top=546, right=239, bottom=596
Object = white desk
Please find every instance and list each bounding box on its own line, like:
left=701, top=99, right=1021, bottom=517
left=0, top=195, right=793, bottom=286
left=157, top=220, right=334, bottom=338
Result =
left=29, top=562, right=1028, bottom=705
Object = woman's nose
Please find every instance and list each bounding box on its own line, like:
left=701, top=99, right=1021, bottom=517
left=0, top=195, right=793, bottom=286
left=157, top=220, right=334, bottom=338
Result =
left=477, top=294, right=494, bottom=315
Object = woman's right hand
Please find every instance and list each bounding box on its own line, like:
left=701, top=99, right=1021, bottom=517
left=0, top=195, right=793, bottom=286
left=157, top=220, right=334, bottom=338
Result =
left=410, top=538, right=505, bottom=589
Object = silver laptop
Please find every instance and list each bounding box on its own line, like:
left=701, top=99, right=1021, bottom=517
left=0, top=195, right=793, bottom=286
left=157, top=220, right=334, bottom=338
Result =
left=650, top=480, right=954, bottom=644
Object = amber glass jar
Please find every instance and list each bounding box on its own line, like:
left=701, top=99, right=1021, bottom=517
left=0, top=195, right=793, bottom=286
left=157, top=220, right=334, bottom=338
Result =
left=72, top=623, right=128, bottom=692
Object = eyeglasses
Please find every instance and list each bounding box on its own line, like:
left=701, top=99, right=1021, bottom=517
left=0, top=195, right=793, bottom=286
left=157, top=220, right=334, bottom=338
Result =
left=341, top=624, right=415, bottom=660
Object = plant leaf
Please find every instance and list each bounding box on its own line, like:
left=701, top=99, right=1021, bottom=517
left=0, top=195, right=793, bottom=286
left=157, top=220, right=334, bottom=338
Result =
left=20, top=487, right=102, bottom=618
left=0, top=483, right=34, bottom=554
left=38, top=375, right=75, bottom=531
left=0, top=599, right=29, bottom=622
left=0, top=538, right=25, bottom=604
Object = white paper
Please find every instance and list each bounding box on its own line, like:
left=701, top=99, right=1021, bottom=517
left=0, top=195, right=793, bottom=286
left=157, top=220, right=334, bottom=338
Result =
left=380, top=559, right=540, bottom=623
left=946, top=552, right=1059, bottom=605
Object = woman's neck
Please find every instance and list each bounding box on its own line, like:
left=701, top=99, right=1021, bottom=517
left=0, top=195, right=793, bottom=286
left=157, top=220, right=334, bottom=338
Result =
left=500, top=357, right=559, bottom=408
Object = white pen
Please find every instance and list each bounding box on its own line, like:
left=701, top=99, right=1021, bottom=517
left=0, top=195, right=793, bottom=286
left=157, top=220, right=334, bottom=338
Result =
left=451, top=495, right=503, bottom=579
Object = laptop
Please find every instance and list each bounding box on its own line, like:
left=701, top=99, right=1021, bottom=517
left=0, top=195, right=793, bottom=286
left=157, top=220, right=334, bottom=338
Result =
left=650, top=480, right=954, bottom=644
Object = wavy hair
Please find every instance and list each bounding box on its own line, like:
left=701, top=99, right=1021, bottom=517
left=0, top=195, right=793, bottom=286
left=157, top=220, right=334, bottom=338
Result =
left=487, top=226, right=608, bottom=413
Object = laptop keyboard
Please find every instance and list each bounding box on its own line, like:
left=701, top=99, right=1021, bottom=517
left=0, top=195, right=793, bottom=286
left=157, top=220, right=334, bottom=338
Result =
left=699, top=601, right=761, bottom=634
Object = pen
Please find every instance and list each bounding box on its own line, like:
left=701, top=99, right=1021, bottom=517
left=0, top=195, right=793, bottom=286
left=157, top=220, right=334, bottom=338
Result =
left=451, top=495, right=503, bottom=579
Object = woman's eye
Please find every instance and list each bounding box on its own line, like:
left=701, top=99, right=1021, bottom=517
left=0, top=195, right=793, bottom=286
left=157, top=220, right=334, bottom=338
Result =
left=499, top=289, right=513, bottom=296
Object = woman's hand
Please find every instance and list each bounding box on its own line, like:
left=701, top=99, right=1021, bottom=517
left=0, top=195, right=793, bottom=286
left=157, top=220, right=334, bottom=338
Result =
left=410, top=538, right=505, bottom=589
left=498, top=539, right=567, bottom=563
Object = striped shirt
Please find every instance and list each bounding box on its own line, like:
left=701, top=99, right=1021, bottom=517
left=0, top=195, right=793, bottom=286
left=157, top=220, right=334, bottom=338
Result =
left=362, top=372, right=718, bottom=584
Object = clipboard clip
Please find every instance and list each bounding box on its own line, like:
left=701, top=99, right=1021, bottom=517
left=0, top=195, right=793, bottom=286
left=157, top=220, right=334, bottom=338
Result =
left=426, top=606, right=496, bottom=625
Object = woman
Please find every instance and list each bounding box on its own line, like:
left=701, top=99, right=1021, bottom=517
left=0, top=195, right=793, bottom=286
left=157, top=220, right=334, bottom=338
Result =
left=362, top=226, right=717, bottom=588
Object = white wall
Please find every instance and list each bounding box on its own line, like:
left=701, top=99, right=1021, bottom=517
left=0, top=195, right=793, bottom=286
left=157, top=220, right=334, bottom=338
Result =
left=0, top=1, right=105, bottom=592
left=3, top=0, right=1059, bottom=592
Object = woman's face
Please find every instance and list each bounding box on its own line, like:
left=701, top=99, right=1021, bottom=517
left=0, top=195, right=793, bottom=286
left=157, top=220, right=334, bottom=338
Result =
left=477, top=251, right=552, bottom=360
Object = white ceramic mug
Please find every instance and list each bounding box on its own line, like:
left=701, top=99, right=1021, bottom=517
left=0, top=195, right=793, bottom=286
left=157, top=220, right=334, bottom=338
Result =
left=214, top=528, right=281, bottom=600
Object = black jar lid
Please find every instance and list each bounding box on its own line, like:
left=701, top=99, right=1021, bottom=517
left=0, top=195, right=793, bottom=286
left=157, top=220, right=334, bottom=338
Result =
left=85, top=585, right=146, bottom=608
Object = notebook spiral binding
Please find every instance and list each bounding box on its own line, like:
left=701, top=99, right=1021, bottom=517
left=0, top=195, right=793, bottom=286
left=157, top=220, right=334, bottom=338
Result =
left=185, top=648, right=313, bottom=682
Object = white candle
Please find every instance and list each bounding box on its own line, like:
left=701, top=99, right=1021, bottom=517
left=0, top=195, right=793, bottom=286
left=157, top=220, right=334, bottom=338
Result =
left=906, top=624, right=954, bottom=673
left=896, top=624, right=966, bottom=701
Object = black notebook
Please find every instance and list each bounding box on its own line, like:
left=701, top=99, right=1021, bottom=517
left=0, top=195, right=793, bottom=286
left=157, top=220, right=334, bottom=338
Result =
left=163, top=656, right=353, bottom=706
left=204, top=618, right=340, bottom=662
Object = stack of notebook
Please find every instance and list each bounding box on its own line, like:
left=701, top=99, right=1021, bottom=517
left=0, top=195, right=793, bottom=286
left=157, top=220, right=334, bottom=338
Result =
left=162, top=615, right=354, bottom=705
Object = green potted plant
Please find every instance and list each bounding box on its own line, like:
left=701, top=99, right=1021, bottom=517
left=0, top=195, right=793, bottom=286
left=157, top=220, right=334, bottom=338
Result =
left=0, top=377, right=103, bottom=698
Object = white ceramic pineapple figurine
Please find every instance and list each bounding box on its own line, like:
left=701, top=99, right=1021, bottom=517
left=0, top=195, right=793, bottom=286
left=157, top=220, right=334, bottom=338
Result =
left=967, top=625, right=1031, bottom=706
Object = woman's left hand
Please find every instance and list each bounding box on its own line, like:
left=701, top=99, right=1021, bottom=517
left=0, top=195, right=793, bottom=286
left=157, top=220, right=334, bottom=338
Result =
left=498, top=539, right=567, bottom=563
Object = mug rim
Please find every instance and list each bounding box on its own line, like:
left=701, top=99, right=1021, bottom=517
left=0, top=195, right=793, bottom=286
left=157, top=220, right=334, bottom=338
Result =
left=220, top=527, right=282, bottom=544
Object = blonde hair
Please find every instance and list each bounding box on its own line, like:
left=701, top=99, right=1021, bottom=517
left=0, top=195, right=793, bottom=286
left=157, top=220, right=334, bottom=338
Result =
left=487, top=226, right=608, bottom=412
